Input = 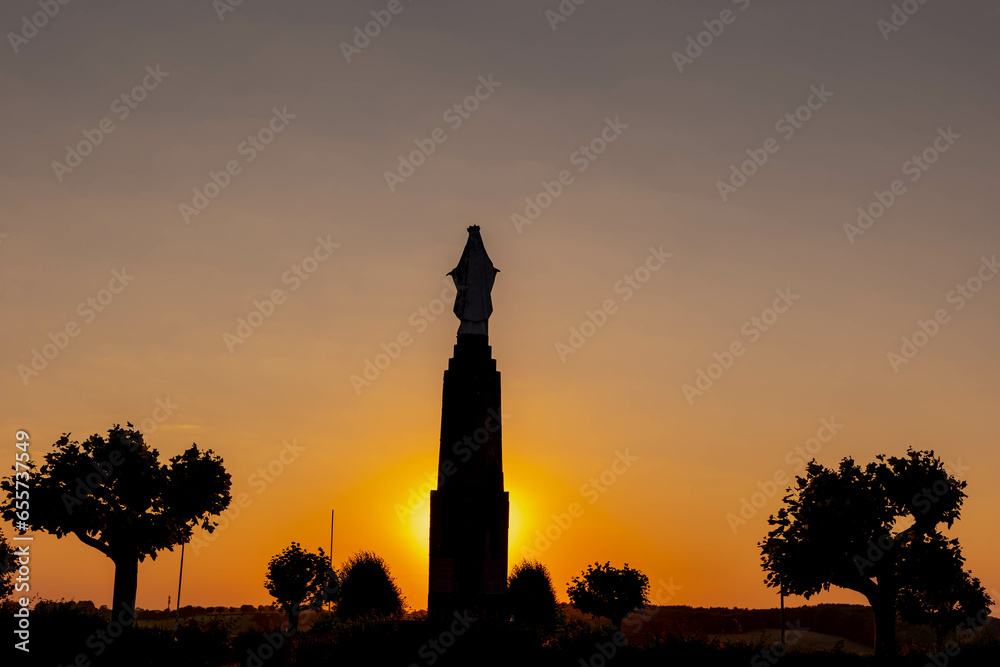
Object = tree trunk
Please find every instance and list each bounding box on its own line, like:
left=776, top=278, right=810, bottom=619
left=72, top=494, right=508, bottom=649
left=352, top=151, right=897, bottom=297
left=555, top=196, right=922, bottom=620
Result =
left=872, top=595, right=897, bottom=659
left=935, top=625, right=948, bottom=651
left=112, top=553, right=139, bottom=629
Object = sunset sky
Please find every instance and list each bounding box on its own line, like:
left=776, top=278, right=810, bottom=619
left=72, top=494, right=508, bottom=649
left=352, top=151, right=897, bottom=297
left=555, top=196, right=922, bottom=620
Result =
left=2, top=0, right=999, bottom=613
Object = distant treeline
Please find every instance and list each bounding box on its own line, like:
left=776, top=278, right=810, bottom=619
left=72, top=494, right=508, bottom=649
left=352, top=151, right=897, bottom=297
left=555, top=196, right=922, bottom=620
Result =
left=31, top=599, right=281, bottom=620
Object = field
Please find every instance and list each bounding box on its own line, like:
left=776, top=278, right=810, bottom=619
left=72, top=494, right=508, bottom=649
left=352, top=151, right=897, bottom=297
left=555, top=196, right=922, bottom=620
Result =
left=3, top=600, right=998, bottom=666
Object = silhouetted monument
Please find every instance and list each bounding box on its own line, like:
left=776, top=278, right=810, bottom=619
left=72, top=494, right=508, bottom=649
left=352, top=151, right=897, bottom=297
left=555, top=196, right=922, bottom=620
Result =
left=428, top=226, right=509, bottom=617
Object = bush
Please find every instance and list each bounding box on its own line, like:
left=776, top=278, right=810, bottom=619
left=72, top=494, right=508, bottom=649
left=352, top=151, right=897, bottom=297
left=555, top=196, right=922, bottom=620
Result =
left=507, top=559, right=560, bottom=631
left=337, top=551, right=405, bottom=620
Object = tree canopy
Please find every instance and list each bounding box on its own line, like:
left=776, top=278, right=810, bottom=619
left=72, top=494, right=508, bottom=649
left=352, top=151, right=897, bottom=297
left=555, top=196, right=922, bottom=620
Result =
left=895, top=531, right=992, bottom=647
left=264, top=542, right=336, bottom=633
left=760, top=449, right=990, bottom=657
left=567, top=561, right=649, bottom=625
left=0, top=424, right=231, bottom=624
left=0, top=529, right=15, bottom=600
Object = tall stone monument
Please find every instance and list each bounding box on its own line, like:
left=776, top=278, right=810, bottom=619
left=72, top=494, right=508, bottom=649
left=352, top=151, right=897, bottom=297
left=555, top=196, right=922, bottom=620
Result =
left=428, top=225, right=509, bottom=616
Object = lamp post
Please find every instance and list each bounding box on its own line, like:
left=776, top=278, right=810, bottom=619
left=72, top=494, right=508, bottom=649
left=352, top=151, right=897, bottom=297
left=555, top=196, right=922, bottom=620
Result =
left=780, top=585, right=786, bottom=650
left=174, top=542, right=186, bottom=632
left=328, top=509, right=335, bottom=612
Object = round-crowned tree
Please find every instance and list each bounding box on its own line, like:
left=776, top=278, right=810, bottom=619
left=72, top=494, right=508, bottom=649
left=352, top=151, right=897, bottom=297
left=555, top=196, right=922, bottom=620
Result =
left=337, top=551, right=405, bottom=620
left=264, top=542, right=337, bottom=634
left=760, top=449, right=990, bottom=658
left=0, top=424, right=231, bottom=626
left=567, top=562, right=649, bottom=626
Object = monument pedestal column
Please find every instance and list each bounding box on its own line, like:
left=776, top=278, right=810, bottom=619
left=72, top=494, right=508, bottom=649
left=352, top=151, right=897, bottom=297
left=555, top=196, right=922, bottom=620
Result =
left=427, top=227, right=509, bottom=618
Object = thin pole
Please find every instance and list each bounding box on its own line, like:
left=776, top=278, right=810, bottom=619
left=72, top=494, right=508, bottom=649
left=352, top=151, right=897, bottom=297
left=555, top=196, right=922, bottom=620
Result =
left=175, top=542, right=185, bottom=631
left=328, top=509, right=335, bottom=612
left=780, top=586, right=786, bottom=649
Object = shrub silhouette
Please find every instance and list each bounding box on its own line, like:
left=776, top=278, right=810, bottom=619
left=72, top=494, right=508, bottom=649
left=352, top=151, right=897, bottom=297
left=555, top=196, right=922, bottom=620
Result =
left=507, top=559, right=560, bottom=630
left=337, top=551, right=405, bottom=620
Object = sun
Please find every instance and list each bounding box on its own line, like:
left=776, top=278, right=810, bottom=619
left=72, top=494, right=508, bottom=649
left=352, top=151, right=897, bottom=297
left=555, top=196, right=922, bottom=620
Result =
left=408, top=499, right=432, bottom=555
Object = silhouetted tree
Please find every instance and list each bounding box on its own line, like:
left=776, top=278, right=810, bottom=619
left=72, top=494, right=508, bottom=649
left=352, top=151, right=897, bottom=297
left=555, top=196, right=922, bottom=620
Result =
left=0, top=424, right=231, bottom=625
left=508, top=559, right=560, bottom=630
left=264, top=541, right=337, bottom=634
left=567, top=561, right=649, bottom=626
left=337, top=551, right=405, bottom=620
left=760, top=449, right=989, bottom=658
left=0, top=528, right=15, bottom=599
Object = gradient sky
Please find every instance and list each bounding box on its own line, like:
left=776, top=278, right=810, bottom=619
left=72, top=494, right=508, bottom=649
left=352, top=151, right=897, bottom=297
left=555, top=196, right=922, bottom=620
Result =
left=2, top=0, right=999, bottom=612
